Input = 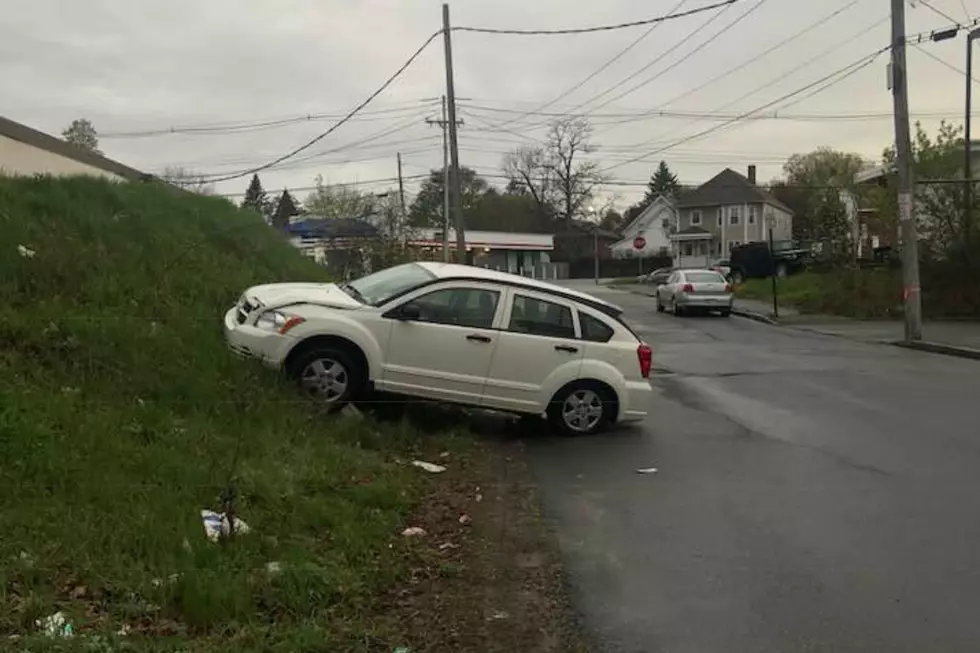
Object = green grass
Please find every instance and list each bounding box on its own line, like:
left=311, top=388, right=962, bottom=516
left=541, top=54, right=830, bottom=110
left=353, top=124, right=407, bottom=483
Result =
left=736, top=270, right=903, bottom=319
left=0, top=176, right=458, bottom=650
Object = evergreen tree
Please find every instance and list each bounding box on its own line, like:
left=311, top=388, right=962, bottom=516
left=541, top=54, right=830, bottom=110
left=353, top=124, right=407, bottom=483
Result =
left=272, top=188, right=300, bottom=229
left=242, top=174, right=270, bottom=218
left=643, top=160, right=680, bottom=204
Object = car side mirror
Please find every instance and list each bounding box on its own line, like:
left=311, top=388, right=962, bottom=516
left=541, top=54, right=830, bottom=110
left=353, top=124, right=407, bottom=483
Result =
left=396, top=303, right=421, bottom=321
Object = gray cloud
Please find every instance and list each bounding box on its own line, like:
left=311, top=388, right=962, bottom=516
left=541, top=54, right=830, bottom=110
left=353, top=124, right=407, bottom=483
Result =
left=2, top=0, right=975, bottom=207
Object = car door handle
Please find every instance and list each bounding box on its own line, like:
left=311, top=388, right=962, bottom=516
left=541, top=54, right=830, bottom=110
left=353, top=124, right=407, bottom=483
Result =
left=466, top=334, right=492, bottom=343
left=554, top=345, right=578, bottom=353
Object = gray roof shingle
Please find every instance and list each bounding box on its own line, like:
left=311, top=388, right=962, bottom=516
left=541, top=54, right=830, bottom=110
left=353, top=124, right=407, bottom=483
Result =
left=676, top=168, right=793, bottom=214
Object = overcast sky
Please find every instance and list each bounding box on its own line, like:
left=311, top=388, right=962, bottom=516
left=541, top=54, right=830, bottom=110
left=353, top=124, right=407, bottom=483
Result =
left=3, top=0, right=977, bottom=210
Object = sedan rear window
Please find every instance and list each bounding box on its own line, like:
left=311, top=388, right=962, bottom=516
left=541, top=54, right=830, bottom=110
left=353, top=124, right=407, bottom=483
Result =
left=684, top=272, right=726, bottom=283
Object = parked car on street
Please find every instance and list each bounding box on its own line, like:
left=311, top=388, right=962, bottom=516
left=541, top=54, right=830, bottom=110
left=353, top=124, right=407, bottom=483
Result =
left=728, top=241, right=810, bottom=283
left=643, top=266, right=675, bottom=286
left=224, top=262, right=653, bottom=435
left=710, top=258, right=732, bottom=280
left=655, top=269, right=733, bottom=317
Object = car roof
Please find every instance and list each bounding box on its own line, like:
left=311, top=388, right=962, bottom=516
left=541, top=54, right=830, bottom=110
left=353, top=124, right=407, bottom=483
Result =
left=680, top=268, right=726, bottom=275
left=415, top=262, right=624, bottom=316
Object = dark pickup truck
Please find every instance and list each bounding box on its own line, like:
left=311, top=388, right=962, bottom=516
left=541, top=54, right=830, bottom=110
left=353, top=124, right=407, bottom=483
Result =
left=727, top=241, right=811, bottom=283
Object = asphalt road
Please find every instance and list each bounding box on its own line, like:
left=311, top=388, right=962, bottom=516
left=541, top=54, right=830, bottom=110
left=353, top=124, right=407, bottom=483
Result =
left=525, top=284, right=980, bottom=653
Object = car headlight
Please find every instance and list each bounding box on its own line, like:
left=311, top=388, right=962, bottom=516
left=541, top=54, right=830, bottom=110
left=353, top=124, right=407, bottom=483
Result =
left=255, top=310, right=305, bottom=334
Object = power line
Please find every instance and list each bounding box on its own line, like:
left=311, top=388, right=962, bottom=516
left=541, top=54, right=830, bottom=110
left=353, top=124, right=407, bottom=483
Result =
left=582, top=0, right=774, bottom=118
left=913, top=41, right=980, bottom=82
left=198, top=30, right=442, bottom=182
left=601, top=0, right=864, bottom=123
left=485, top=0, right=690, bottom=130
left=598, top=45, right=889, bottom=173
left=99, top=102, right=440, bottom=138
left=916, top=0, right=962, bottom=25
left=451, top=0, right=745, bottom=35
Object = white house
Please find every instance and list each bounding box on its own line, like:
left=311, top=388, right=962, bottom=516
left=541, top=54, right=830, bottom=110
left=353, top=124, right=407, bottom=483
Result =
left=0, top=115, right=146, bottom=181
left=610, top=195, right=675, bottom=259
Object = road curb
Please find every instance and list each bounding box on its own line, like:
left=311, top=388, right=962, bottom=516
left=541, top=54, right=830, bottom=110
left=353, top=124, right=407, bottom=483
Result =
left=893, top=340, right=980, bottom=361
left=730, top=307, right=779, bottom=325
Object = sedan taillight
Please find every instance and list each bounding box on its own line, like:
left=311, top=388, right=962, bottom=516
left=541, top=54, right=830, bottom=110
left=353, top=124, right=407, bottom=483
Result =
left=637, top=343, right=653, bottom=379
left=681, top=283, right=694, bottom=293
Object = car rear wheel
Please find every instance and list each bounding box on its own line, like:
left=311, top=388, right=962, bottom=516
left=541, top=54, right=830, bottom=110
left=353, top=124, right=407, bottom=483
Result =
left=731, top=270, right=744, bottom=284
left=289, top=346, right=364, bottom=411
left=673, top=299, right=685, bottom=317
left=720, top=309, right=731, bottom=317
left=548, top=382, right=614, bottom=436
left=656, top=296, right=665, bottom=312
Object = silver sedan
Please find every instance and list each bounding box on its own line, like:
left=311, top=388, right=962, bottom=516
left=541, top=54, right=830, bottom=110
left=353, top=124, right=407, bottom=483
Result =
left=655, top=269, right=734, bottom=317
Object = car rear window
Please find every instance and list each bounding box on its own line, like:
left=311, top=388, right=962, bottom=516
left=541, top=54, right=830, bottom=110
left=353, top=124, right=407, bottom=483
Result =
left=684, top=272, right=726, bottom=283
left=579, top=312, right=614, bottom=343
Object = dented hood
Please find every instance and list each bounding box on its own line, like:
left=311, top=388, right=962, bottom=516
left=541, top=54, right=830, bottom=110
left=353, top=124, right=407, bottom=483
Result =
left=246, top=282, right=362, bottom=310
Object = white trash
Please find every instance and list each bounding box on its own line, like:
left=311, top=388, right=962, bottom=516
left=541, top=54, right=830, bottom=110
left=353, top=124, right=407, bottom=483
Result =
left=636, top=467, right=658, bottom=474
left=17, top=245, right=36, bottom=259
left=201, top=510, right=251, bottom=542
left=401, top=526, right=426, bottom=537
left=36, top=612, right=73, bottom=638
left=411, top=460, right=446, bottom=474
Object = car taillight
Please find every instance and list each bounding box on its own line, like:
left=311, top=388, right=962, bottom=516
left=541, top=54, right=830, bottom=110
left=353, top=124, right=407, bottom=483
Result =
left=682, top=283, right=694, bottom=293
left=637, top=343, right=653, bottom=379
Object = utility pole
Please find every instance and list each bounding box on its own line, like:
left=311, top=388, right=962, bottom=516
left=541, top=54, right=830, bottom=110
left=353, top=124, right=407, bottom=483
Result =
left=965, top=29, right=980, bottom=240
left=890, top=0, right=922, bottom=342
left=442, top=3, right=466, bottom=263
left=396, top=152, right=406, bottom=218
left=425, top=96, right=463, bottom=262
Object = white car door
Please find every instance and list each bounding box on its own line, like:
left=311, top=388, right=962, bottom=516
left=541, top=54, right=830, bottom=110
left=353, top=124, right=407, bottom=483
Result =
left=378, top=283, right=503, bottom=405
left=482, top=289, right=585, bottom=414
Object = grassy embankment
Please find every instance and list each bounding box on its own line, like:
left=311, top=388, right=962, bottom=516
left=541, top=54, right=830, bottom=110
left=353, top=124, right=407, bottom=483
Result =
left=0, top=176, right=584, bottom=652
left=735, top=270, right=903, bottom=319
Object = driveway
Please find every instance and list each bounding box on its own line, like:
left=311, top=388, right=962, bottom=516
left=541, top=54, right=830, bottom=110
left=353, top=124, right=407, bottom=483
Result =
left=525, top=285, right=980, bottom=653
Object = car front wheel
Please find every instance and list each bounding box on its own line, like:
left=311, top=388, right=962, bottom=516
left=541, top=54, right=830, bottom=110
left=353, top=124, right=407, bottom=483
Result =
left=289, top=346, right=363, bottom=411
left=548, top=382, right=615, bottom=436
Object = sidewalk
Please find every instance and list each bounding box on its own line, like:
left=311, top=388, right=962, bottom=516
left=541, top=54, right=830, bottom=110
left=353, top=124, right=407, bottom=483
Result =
left=733, top=297, right=980, bottom=358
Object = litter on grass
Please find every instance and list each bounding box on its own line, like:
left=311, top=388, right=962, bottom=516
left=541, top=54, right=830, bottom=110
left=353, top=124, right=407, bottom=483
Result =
left=402, top=527, right=427, bottom=537
left=200, top=509, right=251, bottom=542
left=458, top=514, right=472, bottom=525
left=411, top=460, right=446, bottom=474
left=36, top=612, right=73, bottom=638
left=17, top=244, right=36, bottom=259
left=265, top=561, right=283, bottom=574
left=438, top=542, right=459, bottom=550
left=636, top=467, right=658, bottom=474
left=341, top=403, right=363, bottom=418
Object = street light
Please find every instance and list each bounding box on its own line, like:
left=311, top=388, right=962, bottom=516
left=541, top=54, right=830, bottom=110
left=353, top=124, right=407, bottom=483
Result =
left=964, top=28, right=980, bottom=223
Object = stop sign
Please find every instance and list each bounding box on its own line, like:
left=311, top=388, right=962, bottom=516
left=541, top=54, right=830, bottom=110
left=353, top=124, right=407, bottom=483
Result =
left=633, top=235, right=646, bottom=250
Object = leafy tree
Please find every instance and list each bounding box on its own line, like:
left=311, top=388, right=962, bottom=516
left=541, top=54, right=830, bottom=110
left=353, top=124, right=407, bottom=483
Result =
left=242, top=174, right=271, bottom=218
left=304, top=175, right=377, bottom=220
left=599, top=209, right=624, bottom=233
left=644, top=160, right=680, bottom=204
left=271, top=188, right=300, bottom=229
left=502, top=117, right=606, bottom=223
left=408, top=166, right=490, bottom=227
left=467, top=189, right=552, bottom=233
left=62, top=118, right=100, bottom=154
left=781, top=147, right=866, bottom=242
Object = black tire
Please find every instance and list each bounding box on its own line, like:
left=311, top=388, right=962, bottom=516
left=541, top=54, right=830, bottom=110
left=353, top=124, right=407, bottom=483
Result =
left=547, top=381, right=616, bottom=436
left=656, top=296, right=665, bottom=312
left=720, top=309, right=731, bottom=318
left=673, top=301, right=685, bottom=317
left=287, top=345, right=365, bottom=411
left=731, top=270, right=744, bottom=285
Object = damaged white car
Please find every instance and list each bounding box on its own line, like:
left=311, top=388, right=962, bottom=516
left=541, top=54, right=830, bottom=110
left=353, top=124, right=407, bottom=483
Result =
left=224, top=262, right=652, bottom=435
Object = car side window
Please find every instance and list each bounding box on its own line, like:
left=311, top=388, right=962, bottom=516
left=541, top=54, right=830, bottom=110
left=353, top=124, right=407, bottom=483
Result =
left=579, top=312, right=614, bottom=343
left=508, top=294, right=576, bottom=339
left=409, top=287, right=500, bottom=329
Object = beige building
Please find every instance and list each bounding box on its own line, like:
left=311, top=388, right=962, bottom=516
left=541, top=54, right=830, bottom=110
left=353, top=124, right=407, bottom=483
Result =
left=0, top=115, right=146, bottom=181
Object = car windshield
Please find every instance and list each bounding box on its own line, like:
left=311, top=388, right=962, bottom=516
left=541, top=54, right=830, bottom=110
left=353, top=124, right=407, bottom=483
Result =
left=344, top=263, right=436, bottom=306
left=684, top=272, right=726, bottom=283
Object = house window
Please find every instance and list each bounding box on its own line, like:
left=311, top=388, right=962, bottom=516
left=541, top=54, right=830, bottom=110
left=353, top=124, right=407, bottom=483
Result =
left=729, top=207, right=740, bottom=226
left=683, top=243, right=693, bottom=256
left=748, top=206, right=757, bottom=224
left=717, top=209, right=722, bottom=227
left=691, top=210, right=702, bottom=226
left=661, top=218, right=670, bottom=230
left=728, top=240, right=742, bottom=250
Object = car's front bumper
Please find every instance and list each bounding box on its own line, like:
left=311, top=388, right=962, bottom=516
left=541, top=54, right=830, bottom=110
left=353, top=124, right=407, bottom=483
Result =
left=222, top=307, right=293, bottom=367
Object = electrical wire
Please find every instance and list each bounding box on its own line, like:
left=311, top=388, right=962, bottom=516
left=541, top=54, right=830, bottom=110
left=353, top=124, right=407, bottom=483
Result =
left=917, top=0, right=963, bottom=25
left=913, top=42, right=980, bottom=82
left=451, top=0, right=744, bottom=35
left=485, top=0, right=689, bottom=130
left=598, top=46, right=889, bottom=173
left=198, top=30, right=442, bottom=182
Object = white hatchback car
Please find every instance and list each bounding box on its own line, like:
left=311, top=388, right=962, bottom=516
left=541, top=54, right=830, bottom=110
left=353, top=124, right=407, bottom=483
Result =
left=224, top=262, right=653, bottom=435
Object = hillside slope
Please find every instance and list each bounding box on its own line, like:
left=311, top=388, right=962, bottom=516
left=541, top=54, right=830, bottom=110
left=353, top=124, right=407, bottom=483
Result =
left=0, top=176, right=434, bottom=649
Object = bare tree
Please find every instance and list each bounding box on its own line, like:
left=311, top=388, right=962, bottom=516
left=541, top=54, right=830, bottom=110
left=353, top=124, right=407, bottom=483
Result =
left=501, top=117, right=606, bottom=224
left=304, top=175, right=377, bottom=220
left=162, top=166, right=216, bottom=195
left=62, top=118, right=101, bottom=154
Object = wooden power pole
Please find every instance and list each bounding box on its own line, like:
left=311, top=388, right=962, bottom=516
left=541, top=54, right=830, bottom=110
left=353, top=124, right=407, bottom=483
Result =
left=442, top=3, right=466, bottom=263
left=890, top=0, right=922, bottom=342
